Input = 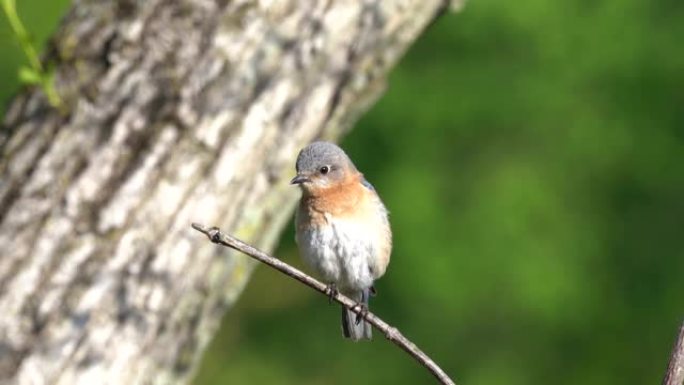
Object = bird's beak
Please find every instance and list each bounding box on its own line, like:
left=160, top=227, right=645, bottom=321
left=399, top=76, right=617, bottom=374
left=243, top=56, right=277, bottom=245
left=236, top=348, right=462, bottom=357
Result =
left=290, top=174, right=310, bottom=185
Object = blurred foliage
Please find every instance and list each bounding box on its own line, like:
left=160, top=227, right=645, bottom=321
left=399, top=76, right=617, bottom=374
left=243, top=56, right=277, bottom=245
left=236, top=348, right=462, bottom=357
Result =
left=2, top=1, right=683, bottom=385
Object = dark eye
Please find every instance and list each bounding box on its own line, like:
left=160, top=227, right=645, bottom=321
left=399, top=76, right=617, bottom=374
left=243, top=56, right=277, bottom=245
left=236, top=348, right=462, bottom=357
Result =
left=319, top=166, right=329, bottom=174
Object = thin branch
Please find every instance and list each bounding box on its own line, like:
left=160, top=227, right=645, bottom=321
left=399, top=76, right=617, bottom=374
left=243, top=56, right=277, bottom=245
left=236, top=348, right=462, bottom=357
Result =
left=663, top=320, right=684, bottom=385
left=192, top=223, right=456, bottom=385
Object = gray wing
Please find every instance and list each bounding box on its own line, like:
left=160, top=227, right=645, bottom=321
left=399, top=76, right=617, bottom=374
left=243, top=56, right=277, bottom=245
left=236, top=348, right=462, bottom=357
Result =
left=361, top=178, right=375, bottom=191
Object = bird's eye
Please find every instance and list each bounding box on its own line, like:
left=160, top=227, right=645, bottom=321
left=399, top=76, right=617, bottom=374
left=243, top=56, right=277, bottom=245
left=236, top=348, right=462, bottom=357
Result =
left=319, top=166, right=329, bottom=174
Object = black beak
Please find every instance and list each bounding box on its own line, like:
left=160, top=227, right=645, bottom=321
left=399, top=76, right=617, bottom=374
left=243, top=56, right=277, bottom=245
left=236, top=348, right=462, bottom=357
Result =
left=290, top=175, right=310, bottom=185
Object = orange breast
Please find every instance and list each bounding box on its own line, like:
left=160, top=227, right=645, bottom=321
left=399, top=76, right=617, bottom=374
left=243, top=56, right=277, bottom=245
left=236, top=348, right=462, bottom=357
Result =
left=297, top=174, right=392, bottom=279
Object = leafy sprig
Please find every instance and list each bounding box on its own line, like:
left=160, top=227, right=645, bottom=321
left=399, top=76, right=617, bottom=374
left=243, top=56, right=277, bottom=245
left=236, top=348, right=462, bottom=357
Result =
left=1, top=0, right=62, bottom=109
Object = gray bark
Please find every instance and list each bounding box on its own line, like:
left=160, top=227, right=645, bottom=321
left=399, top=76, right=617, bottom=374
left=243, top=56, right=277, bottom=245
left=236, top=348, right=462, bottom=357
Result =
left=0, top=0, right=453, bottom=384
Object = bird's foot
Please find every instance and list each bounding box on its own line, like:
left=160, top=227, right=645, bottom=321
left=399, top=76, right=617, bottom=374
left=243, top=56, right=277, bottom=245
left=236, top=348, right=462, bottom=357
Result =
left=353, top=302, right=369, bottom=325
left=325, top=283, right=338, bottom=304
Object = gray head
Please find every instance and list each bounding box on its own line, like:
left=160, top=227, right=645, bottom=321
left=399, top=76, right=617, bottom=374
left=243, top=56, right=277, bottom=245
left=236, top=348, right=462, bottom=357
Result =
left=291, top=142, right=357, bottom=189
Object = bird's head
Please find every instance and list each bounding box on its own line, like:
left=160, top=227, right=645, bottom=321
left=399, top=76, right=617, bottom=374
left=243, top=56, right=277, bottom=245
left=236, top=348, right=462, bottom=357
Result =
left=291, top=141, right=357, bottom=194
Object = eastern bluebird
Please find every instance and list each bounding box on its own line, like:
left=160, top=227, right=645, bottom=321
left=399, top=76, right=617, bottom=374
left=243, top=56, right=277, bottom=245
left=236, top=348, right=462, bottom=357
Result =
left=291, top=141, right=392, bottom=341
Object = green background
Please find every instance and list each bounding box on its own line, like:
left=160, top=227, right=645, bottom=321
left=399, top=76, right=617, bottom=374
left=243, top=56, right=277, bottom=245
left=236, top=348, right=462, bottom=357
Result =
left=2, top=1, right=683, bottom=384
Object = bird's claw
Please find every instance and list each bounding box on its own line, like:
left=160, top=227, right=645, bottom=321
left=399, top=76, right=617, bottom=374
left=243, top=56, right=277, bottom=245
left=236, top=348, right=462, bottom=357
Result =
left=353, top=302, right=369, bottom=325
left=325, top=283, right=338, bottom=304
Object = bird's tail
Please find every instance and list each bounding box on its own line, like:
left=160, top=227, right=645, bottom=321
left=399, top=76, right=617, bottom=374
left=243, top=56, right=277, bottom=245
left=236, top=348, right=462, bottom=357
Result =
left=341, top=288, right=372, bottom=341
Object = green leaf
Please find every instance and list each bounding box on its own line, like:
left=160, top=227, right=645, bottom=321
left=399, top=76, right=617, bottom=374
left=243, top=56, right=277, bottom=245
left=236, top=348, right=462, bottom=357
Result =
left=18, top=65, right=43, bottom=85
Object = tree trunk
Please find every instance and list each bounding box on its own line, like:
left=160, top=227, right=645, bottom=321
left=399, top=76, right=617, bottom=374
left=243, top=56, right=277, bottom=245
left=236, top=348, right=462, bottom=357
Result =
left=0, top=0, right=454, bottom=384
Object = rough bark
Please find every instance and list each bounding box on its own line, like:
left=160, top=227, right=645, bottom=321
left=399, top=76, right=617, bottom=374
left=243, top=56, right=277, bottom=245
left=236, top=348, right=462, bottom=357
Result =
left=663, top=321, right=684, bottom=385
left=0, top=0, right=453, bottom=384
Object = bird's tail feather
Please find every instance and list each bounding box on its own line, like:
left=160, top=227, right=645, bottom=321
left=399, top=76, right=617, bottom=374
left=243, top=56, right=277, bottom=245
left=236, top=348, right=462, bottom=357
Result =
left=341, top=288, right=372, bottom=341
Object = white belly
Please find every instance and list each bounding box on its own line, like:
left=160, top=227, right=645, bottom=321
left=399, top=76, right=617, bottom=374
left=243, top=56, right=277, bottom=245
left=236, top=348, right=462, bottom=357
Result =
left=296, top=215, right=376, bottom=292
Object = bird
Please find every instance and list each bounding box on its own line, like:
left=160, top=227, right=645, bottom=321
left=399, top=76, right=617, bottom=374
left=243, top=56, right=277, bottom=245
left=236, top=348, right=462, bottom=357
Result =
left=291, top=141, right=392, bottom=341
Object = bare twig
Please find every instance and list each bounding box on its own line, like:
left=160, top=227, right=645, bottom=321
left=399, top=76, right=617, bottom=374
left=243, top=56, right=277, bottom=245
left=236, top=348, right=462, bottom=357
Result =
left=663, top=320, right=684, bottom=385
left=192, top=223, right=456, bottom=385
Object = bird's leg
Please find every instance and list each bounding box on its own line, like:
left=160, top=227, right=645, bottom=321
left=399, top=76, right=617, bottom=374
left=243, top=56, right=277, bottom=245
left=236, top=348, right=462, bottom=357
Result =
left=325, top=282, right=338, bottom=304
